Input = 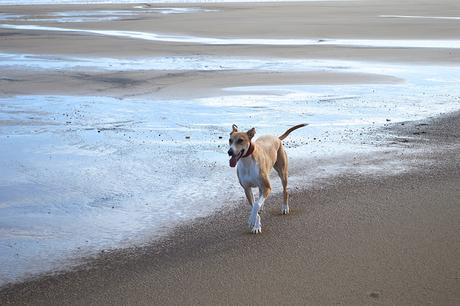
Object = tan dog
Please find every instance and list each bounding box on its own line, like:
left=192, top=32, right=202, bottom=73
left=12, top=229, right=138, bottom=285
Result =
left=228, top=123, right=307, bottom=233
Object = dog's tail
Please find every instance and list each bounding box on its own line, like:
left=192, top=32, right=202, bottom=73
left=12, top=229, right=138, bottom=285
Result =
left=279, top=123, right=308, bottom=140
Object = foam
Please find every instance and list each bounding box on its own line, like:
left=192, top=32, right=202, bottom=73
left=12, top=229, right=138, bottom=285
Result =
left=380, top=15, right=460, bottom=20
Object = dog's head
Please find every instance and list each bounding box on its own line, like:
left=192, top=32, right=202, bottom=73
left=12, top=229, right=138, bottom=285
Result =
left=227, top=124, right=255, bottom=168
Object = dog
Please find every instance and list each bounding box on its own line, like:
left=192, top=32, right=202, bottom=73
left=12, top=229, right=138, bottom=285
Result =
left=228, top=123, right=308, bottom=233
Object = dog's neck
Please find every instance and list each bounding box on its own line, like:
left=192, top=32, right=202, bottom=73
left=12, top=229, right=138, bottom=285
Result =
left=242, top=142, right=254, bottom=158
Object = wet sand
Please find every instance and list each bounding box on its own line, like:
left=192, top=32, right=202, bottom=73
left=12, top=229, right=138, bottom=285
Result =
left=1, top=112, right=459, bottom=305
left=0, top=69, right=401, bottom=99
left=1, top=0, right=460, bottom=98
left=1, top=0, right=460, bottom=62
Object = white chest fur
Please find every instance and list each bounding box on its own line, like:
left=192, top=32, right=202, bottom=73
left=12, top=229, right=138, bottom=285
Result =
left=237, top=157, right=261, bottom=188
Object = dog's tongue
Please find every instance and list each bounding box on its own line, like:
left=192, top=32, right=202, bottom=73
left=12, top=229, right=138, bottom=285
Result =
left=229, top=155, right=238, bottom=168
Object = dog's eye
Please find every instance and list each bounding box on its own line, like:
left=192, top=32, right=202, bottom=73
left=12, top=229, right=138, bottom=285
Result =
left=229, top=139, right=233, bottom=144
left=237, top=139, right=243, bottom=144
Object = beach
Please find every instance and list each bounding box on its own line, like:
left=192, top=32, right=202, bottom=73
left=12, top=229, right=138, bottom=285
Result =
left=1, top=113, right=460, bottom=305
left=1, top=0, right=460, bottom=100
left=0, top=0, right=460, bottom=304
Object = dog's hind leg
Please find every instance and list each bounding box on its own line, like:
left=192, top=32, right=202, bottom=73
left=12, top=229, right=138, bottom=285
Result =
left=274, top=146, right=289, bottom=215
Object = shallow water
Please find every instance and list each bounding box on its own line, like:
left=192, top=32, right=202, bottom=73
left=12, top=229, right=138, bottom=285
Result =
left=1, top=58, right=460, bottom=284
left=0, top=0, right=348, bottom=5
left=0, top=53, right=405, bottom=76
left=0, top=7, right=216, bottom=23
left=3, top=24, right=460, bottom=48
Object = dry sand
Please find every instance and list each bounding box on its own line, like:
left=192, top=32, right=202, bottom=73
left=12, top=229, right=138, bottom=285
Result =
left=0, top=112, right=459, bottom=306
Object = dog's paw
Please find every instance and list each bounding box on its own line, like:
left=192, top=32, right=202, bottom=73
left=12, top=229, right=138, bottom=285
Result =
left=281, top=204, right=289, bottom=215
left=251, top=214, right=262, bottom=234
left=251, top=225, right=262, bottom=234
left=252, top=214, right=262, bottom=234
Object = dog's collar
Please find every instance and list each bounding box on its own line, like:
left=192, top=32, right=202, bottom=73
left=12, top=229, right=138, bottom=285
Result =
left=242, top=142, right=254, bottom=158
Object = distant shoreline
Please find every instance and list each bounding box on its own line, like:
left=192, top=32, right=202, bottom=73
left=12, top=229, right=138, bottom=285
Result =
left=0, top=0, right=349, bottom=6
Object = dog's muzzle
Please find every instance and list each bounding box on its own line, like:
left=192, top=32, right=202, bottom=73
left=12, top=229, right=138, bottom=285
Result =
left=228, top=148, right=244, bottom=168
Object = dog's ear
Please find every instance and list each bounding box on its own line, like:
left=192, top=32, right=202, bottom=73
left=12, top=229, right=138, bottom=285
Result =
left=246, top=127, right=256, bottom=139
left=231, top=124, right=238, bottom=134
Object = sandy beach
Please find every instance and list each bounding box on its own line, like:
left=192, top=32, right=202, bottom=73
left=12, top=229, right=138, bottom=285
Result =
left=1, top=0, right=460, bottom=304
left=1, top=113, right=459, bottom=305
left=1, top=0, right=460, bottom=98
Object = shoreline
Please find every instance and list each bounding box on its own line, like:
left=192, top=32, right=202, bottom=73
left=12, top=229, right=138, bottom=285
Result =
left=1, top=111, right=459, bottom=305
left=2, top=1, right=460, bottom=64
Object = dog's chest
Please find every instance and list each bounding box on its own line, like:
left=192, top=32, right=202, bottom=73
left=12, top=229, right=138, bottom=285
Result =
left=237, top=160, right=260, bottom=188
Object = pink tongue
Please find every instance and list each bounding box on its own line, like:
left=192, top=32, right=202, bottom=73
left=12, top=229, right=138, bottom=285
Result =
left=229, top=155, right=238, bottom=167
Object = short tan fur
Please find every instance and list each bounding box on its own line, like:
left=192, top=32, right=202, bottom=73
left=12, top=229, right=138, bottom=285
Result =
left=228, top=123, right=308, bottom=233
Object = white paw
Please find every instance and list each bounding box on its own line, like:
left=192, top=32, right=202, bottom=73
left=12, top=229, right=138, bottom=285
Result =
left=248, top=204, right=261, bottom=227
left=251, top=225, right=262, bottom=234
left=251, top=214, right=262, bottom=234
left=281, top=204, right=289, bottom=215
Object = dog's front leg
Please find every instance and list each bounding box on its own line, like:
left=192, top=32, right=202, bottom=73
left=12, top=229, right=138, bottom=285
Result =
left=249, top=177, right=272, bottom=234
left=243, top=187, right=254, bottom=206
left=249, top=197, right=264, bottom=234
